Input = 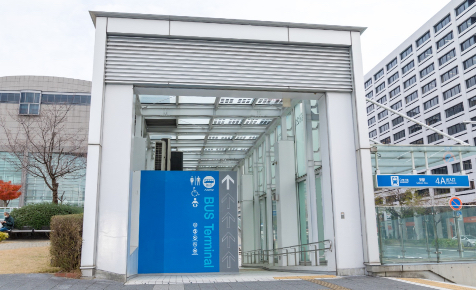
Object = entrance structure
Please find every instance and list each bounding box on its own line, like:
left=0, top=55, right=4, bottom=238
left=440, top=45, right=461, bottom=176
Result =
left=81, top=11, right=379, bottom=281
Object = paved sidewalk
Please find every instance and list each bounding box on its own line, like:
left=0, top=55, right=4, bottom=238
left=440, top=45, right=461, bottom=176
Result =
left=1, top=273, right=472, bottom=290
left=0, top=240, right=49, bottom=251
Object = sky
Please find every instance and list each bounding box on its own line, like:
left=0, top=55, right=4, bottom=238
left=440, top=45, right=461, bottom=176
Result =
left=0, top=0, right=451, bottom=81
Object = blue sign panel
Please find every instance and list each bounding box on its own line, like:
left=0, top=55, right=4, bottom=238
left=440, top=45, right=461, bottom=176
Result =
left=138, top=171, right=238, bottom=274
left=376, top=174, right=470, bottom=188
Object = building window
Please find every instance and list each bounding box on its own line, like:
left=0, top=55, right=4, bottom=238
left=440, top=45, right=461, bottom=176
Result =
left=388, top=72, right=399, bottom=85
left=402, top=60, right=415, bottom=75
left=379, top=123, right=390, bottom=133
left=367, top=104, right=374, bottom=113
left=447, top=123, right=467, bottom=135
left=407, top=106, right=420, bottom=117
left=443, top=84, right=461, bottom=100
left=469, top=95, right=476, bottom=107
left=439, top=49, right=456, bottom=66
left=418, top=47, right=433, bottom=62
left=435, top=188, right=451, bottom=195
left=428, top=132, right=444, bottom=143
left=391, top=100, right=402, bottom=110
left=452, top=160, right=472, bottom=173
left=404, top=75, right=417, bottom=89
left=0, top=93, right=20, bottom=103
left=426, top=113, right=441, bottom=125
left=411, top=138, right=424, bottom=145
left=434, top=14, right=451, bottom=33
left=368, top=117, right=376, bottom=126
left=394, top=130, right=406, bottom=141
left=366, top=91, right=373, bottom=99
left=471, top=116, right=476, bottom=127
left=377, top=95, right=387, bottom=104
left=387, top=58, right=398, bottom=71
left=461, top=35, right=476, bottom=51
left=422, top=80, right=437, bottom=94
left=456, top=0, right=475, bottom=16
left=459, top=16, right=476, bottom=34
left=389, top=86, right=401, bottom=99
left=409, top=124, right=422, bottom=134
left=400, top=46, right=413, bottom=60
left=392, top=116, right=404, bottom=127
left=19, top=92, right=41, bottom=115
left=420, top=63, right=435, bottom=78
left=405, top=91, right=418, bottom=103
left=437, top=31, right=453, bottom=49
left=463, top=54, right=476, bottom=70
left=445, top=102, right=465, bottom=118
left=376, top=82, right=386, bottom=93
left=432, top=166, right=448, bottom=174
left=41, top=94, right=91, bottom=105
left=374, top=69, right=384, bottom=80
left=424, top=96, right=439, bottom=110
left=416, top=31, right=431, bottom=47
left=466, top=75, right=476, bottom=89
left=381, top=137, right=391, bottom=144
left=365, top=79, right=372, bottom=89
left=369, top=129, right=377, bottom=138
left=378, top=110, right=388, bottom=120
left=441, top=66, right=458, bottom=83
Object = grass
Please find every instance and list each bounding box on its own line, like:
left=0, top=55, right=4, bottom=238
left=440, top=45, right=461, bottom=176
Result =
left=0, top=246, right=60, bottom=274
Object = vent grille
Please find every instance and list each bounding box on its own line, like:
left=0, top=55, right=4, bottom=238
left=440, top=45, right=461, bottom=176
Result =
left=105, top=36, right=353, bottom=92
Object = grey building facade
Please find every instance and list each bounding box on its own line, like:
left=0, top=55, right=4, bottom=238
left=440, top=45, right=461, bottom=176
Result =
left=0, top=76, right=91, bottom=207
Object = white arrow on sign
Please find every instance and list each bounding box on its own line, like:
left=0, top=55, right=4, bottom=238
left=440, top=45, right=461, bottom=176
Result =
left=222, top=252, right=236, bottom=268
left=221, top=232, right=236, bottom=248
left=222, top=175, right=234, bottom=190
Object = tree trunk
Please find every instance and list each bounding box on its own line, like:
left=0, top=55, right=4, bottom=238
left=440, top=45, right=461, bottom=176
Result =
left=52, top=181, right=59, bottom=204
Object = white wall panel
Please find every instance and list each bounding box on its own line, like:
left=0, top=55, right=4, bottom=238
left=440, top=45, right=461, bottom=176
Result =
left=289, top=28, right=351, bottom=46
left=108, top=18, right=169, bottom=36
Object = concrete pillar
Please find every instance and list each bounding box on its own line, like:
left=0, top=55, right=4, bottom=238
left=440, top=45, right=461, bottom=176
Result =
left=350, top=31, right=380, bottom=266
left=240, top=157, right=255, bottom=263
left=275, top=140, right=299, bottom=266
left=319, top=92, right=369, bottom=275
left=80, top=16, right=107, bottom=278
left=265, top=135, right=274, bottom=262
left=95, top=84, right=135, bottom=281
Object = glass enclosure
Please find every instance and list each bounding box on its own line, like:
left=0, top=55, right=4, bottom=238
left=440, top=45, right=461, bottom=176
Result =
left=376, top=206, right=476, bottom=264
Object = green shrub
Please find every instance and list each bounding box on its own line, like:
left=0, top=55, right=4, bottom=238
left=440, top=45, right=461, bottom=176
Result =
left=10, top=203, right=83, bottom=230
left=432, top=238, right=459, bottom=248
left=50, top=213, right=83, bottom=271
left=0, top=232, right=8, bottom=242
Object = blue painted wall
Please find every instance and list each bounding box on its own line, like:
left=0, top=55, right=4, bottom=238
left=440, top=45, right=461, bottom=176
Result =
left=138, top=171, right=220, bottom=273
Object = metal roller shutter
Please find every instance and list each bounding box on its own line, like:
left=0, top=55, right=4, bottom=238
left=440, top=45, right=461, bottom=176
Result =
left=105, top=36, right=353, bottom=92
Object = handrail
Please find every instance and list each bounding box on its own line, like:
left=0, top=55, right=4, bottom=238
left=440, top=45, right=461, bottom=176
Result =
left=242, top=240, right=332, bottom=266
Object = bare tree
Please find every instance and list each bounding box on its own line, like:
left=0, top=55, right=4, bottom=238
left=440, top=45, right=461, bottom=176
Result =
left=0, top=104, right=87, bottom=204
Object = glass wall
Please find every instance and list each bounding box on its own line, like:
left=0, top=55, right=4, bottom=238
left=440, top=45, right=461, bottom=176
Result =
left=377, top=206, right=476, bottom=264
left=297, top=181, right=310, bottom=262
left=0, top=153, right=22, bottom=207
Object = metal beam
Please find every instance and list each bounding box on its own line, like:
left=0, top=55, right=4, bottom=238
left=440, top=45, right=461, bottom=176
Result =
left=147, top=127, right=266, bottom=134
left=171, top=140, right=255, bottom=146
left=142, top=107, right=283, bottom=118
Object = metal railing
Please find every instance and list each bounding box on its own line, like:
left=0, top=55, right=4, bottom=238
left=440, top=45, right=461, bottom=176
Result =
left=242, top=240, right=332, bottom=267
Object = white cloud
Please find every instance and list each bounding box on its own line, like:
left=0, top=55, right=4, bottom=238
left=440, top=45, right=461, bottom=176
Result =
left=0, top=0, right=451, bottom=80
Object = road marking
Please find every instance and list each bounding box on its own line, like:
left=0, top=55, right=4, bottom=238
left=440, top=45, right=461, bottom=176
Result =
left=302, top=278, right=350, bottom=290
left=274, top=275, right=337, bottom=280
left=392, top=278, right=476, bottom=290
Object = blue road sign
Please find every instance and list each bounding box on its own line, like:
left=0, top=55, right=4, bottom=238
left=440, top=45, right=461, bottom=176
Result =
left=376, top=174, right=470, bottom=188
left=449, top=197, right=463, bottom=211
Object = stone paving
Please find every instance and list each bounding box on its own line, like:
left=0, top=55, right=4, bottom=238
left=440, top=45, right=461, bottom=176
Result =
left=0, top=273, right=464, bottom=290
left=0, top=240, right=49, bottom=250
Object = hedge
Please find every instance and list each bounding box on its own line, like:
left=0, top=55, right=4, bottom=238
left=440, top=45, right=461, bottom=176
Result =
left=50, top=213, right=83, bottom=271
left=10, top=203, right=83, bottom=230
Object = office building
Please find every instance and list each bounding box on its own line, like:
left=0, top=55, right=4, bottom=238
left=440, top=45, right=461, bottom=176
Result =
left=364, top=0, right=476, bottom=204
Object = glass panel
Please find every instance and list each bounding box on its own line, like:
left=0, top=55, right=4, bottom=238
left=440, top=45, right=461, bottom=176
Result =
left=0, top=153, right=22, bottom=207
left=26, top=92, right=34, bottom=103
left=297, top=181, right=310, bottom=262
left=315, top=175, right=325, bottom=262
left=19, top=104, right=28, bottom=114
left=29, top=104, right=39, bottom=115
left=259, top=198, right=267, bottom=259
left=295, top=103, right=306, bottom=177
left=272, top=199, right=278, bottom=263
